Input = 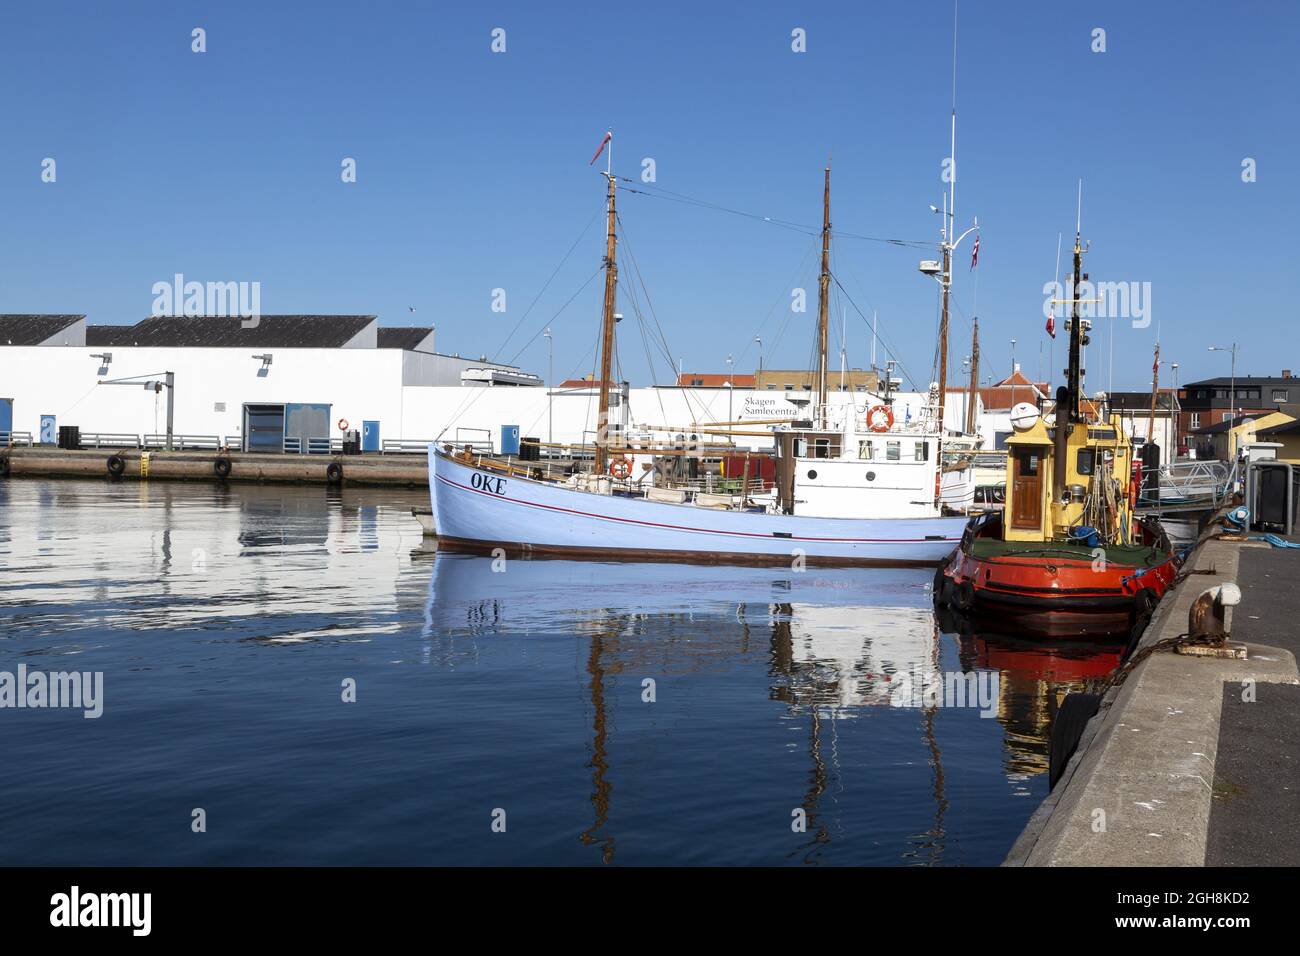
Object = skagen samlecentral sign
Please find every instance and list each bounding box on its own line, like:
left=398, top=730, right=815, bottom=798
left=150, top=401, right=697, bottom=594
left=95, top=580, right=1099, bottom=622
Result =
left=742, top=396, right=802, bottom=419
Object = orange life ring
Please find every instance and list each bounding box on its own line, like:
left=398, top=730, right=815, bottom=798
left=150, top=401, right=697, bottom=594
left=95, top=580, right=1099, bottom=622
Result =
left=337, top=418, right=350, bottom=432
left=866, top=404, right=894, bottom=433
left=608, top=456, right=632, bottom=480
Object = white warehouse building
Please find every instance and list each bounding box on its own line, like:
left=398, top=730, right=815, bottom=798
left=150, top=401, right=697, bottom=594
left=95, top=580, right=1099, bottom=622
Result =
left=1, top=313, right=980, bottom=455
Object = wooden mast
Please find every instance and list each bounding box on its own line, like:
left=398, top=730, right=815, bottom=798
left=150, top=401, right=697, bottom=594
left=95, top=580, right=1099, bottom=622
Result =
left=965, top=317, right=980, bottom=434
left=816, top=163, right=832, bottom=428
left=595, top=155, right=619, bottom=475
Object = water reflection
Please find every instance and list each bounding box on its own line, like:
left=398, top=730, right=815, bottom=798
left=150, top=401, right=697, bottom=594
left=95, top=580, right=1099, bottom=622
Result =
left=957, top=630, right=1123, bottom=779
left=0, top=479, right=1126, bottom=865
left=423, top=554, right=1120, bottom=864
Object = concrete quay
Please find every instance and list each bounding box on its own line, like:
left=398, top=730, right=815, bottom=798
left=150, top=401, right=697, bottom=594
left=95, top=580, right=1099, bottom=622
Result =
left=1006, top=534, right=1300, bottom=866
left=0, top=445, right=431, bottom=488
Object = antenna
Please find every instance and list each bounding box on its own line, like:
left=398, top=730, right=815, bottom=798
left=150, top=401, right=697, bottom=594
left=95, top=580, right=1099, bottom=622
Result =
left=950, top=0, right=958, bottom=231
left=1076, top=178, right=1083, bottom=237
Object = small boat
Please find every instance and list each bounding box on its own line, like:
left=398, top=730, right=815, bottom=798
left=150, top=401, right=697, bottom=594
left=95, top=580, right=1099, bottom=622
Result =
left=935, top=212, right=1181, bottom=638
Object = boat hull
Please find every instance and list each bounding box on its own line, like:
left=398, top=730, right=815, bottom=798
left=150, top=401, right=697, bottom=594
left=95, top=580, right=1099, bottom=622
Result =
left=940, top=545, right=1179, bottom=638
left=428, top=446, right=965, bottom=567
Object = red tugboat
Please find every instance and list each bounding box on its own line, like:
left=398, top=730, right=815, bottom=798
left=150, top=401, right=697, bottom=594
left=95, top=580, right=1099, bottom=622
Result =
left=936, top=218, right=1181, bottom=639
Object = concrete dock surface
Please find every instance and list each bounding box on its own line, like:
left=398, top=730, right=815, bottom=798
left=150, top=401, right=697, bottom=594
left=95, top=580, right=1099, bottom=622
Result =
left=1006, top=535, right=1300, bottom=866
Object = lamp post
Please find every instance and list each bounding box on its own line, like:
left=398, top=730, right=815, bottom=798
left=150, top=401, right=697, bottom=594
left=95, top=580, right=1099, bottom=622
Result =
left=754, top=335, right=763, bottom=376
left=543, top=327, right=553, bottom=447
left=726, top=353, right=734, bottom=425
left=1208, top=344, right=1239, bottom=457
left=1010, top=338, right=1017, bottom=410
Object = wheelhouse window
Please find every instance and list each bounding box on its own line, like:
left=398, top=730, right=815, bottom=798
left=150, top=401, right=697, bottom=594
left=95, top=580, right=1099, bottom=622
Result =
left=886, top=441, right=901, bottom=461
left=858, top=440, right=874, bottom=460
left=914, top=441, right=928, bottom=462
left=1077, top=448, right=1096, bottom=475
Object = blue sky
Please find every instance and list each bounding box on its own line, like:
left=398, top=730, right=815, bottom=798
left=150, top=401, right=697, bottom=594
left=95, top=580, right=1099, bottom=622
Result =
left=2, top=0, right=1295, bottom=391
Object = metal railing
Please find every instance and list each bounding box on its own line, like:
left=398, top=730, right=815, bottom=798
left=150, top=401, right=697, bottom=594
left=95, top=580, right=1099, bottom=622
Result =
left=383, top=439, right=436, bottom=454
left=283, top=437, right=333, bottom=455
left=144, top=434, right=221, bottom=451
left=1148, top=459, right=1234, bottom=504
left=79, top=432, right=142, bottom=449
left=1, top=430, right=34, bottom=447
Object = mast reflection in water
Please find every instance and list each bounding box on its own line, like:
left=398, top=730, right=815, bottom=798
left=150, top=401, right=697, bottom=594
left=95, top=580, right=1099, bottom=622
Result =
left=0, top=479, right=1121, bottom=866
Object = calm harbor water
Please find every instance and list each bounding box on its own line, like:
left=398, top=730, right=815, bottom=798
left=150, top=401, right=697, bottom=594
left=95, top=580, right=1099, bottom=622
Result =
left=0, top=478, right=1123, bottom=866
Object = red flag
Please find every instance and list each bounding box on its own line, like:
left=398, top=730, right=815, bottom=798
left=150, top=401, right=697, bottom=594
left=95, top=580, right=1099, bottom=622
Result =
left=589, top=131, right=612, bottom=166
left=969, top=234, right=980, bottom=270
left=1153, top=354, right=1160, bottom=375
left=1046, top=313, right=1056, bottom=338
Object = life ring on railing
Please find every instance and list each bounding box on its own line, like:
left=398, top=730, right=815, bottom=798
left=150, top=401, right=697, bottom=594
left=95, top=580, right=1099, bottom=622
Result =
left=866, top=404, right=894, bottom=432
left=337, top=418, right=350, bottom=433
left=608, top=456, right=632, bottom=480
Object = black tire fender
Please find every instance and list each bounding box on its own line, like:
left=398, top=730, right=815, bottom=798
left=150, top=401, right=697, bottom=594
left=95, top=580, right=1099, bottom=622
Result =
left=951, top=579, right=975, bottom=612
left=326, top=461, right=343, bottom=484
left=0, top=455, right=9, bottom=478
left=214, top=457, right=232, bottom=479
left=106, top=454, right=126, bottom=477
left=932, top=564, right=950, bottom=605
left=1049, top=692, right=1102, bottom=789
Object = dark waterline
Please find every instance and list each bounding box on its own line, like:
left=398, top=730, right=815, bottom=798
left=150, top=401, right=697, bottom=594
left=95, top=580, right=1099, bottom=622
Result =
left=0, top=479, right=1123, bottom=865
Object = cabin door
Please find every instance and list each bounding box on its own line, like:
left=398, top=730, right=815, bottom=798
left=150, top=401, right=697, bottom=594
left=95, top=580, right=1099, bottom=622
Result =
left=1010, top=448, right=1044, bottom=530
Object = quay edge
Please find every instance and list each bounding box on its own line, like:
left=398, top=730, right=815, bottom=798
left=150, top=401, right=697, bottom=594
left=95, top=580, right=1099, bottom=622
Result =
left=0, top=446, right=429, bottom=488
left=1004, top=533, right=1300, bottom=867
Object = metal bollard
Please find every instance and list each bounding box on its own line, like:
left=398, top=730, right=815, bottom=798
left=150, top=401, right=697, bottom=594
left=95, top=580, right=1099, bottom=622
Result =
left=1182, top=582, right=1244, bottom=657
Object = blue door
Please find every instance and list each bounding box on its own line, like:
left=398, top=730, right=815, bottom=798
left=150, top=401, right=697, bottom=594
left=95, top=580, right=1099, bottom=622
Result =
left=0, top=399, right=12, bottom=436
left=362, top=421, right=380, bottom=452
left=40, top=414, right=57, bottom=444
left=500, top=425, right=520, bottom=456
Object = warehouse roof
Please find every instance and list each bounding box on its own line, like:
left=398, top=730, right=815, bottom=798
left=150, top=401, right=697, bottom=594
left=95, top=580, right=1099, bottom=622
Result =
left=377, top=327, right=435, bottom=351
left=1107, top=390, right=1179, bottom=412
left=79, top=315, right=376, bottom=348
left=0, top=314, right=85, bottom=346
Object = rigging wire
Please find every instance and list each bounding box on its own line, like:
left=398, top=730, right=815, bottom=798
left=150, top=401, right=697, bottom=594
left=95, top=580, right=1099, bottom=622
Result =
left=492, top=203, right=604, bottom=364
left=617, top=178, right=934, bottom=249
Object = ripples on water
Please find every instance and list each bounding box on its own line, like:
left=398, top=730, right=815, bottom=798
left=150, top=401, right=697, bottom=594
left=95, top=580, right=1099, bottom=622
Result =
left=0, top=479, right=1122, bottom=865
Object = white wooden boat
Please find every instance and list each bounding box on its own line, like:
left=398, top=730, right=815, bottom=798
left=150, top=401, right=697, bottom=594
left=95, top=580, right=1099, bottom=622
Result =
left=427, top=151, right=970, bottom=568
left=428, top=445, right=965, bottom=566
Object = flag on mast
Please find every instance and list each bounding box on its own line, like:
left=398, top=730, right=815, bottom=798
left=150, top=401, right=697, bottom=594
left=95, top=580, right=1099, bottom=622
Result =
left=1046, top=312, right=1056, bottom=339
left=589, top=130, right=612, bottom=166
left=969, top=234, right=980, bottom=269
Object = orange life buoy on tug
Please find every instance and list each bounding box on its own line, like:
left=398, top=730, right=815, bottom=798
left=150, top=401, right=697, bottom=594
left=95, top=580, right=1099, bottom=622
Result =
left=866, top=404, right=894, bottom=433
left=609, top=456, right=632, bottom=480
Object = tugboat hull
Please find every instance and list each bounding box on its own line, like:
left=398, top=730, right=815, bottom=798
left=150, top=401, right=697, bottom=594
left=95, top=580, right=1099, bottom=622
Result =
left=937, top=516, right=1180, bottom=639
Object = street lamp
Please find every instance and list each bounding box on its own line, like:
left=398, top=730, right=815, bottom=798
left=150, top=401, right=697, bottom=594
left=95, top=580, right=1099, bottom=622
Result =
left=1208, top=343, right=1239, bottom=457
left=754, top=335, right=763, bottom=376
left=726, top=353, right=735, bottom=425
left=1010, top=339, right=1017, bottom=409
left=543, top=327, right=553, bottom=447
